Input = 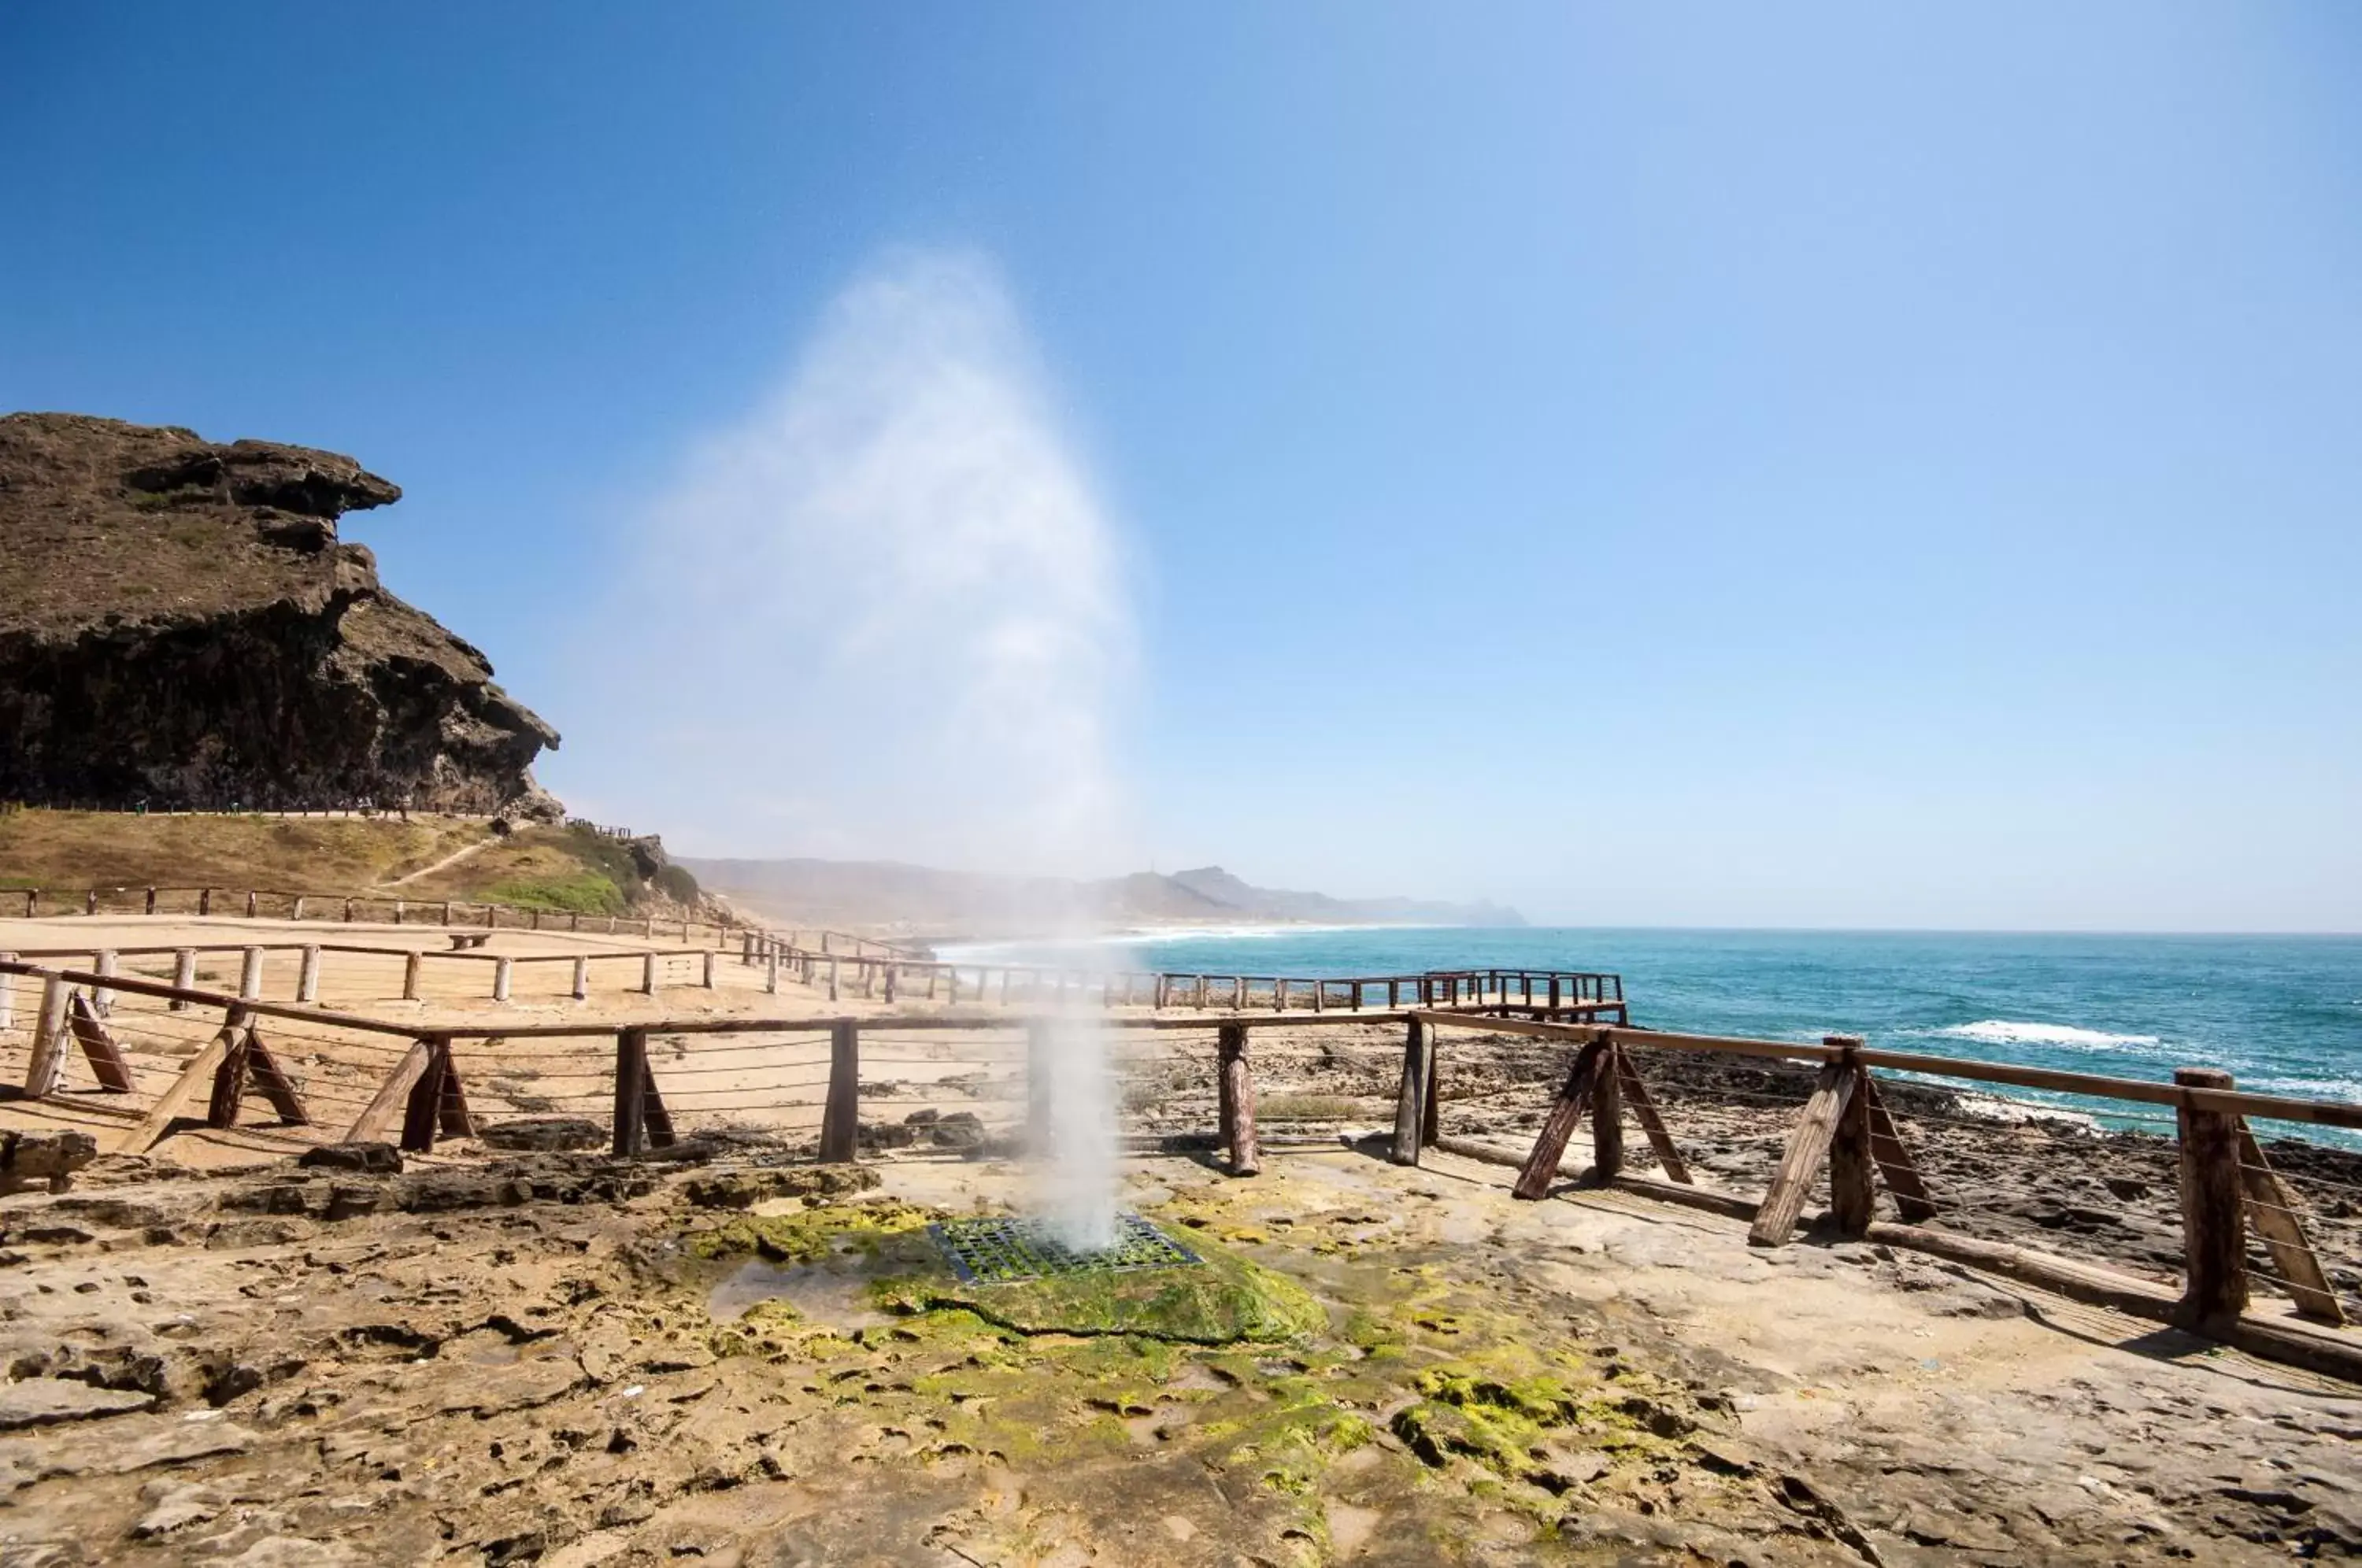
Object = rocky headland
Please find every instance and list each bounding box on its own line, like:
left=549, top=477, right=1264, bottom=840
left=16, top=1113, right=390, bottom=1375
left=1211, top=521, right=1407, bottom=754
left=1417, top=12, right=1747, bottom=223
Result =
left=0, top=413, right=559, bottom=817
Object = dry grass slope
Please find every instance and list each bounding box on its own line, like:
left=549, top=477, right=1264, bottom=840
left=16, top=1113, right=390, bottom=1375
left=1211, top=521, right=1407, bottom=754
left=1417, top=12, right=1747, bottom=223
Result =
left=0, top=810, right=686, bottom=913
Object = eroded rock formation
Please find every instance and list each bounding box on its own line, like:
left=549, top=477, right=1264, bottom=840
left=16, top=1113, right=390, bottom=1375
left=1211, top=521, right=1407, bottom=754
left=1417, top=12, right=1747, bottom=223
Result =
left=0, top=412, right=560, bottom=815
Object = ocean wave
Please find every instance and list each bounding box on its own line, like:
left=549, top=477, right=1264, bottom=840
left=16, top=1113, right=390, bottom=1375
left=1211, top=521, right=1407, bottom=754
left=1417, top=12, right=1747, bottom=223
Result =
left=1937, top=1019, right=2163, bottom=1050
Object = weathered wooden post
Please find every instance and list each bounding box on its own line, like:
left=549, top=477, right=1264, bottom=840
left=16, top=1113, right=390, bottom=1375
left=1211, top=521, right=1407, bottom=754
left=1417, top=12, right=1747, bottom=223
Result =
left=1273, top=978, right=1288, bottom=1013
left=342, top=898, right=356, bottom=923
left=1548, top=976, right=1561, bottom=1012
left=1590, top=1039, right=1624, bottom=1184
left=245, top=890, right=260, bottom=919
left=828, top=956, right=841, bottom=1003
left=882, top=963, right=896, bottom=1004
left=702, top=950, right=716, bottom=989
left=492, top=956, right=513, bottom=1004
left=1217, top=1023, right=1259, bottom=1176
left=765, top=946, right=780, bottom=995
left=572, top=955, right=590, bottom=1001
left=92, top=949, right=117, bottom=1016
left=144, top=887, right=157, bottom=915
left=640, top=952, right=659, bottom=996
left=0, top=956, right=15, bottom=1034
left=393, top=898, right=404, bottom=925
left=198, top=888, right=211, bottom=916
left=613, top=1027, right=649, bottom=1156
left=24, top=976, right=71, bottom=1097
left=291, top=896, right=305, bottom=922
left=1392, top=1018, right=1430, bottom=1165
left=820, top=1021, right=861, bottom=1163
left=84, top=889, right=98, bottom=916
left=439, top=900, right=452, bottom=924
left=2175, top=1066, right=2248, bottom=1328
left=298, top=945, right=322, bottom=1004
left=1027, top=1021, right=1054, bottom=1156
left=238, top=946, right=265, bottom=1001
left=1827, top=1037, right=1874, bottom=1237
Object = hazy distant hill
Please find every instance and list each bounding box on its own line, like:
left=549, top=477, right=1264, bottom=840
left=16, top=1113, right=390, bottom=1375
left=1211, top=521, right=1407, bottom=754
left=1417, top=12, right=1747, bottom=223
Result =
left=677, top=856, right=1523, bottom=934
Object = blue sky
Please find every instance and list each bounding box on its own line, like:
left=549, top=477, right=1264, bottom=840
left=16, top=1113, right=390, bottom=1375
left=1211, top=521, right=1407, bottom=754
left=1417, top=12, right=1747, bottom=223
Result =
left=6, top=4, right=2358, bottom=930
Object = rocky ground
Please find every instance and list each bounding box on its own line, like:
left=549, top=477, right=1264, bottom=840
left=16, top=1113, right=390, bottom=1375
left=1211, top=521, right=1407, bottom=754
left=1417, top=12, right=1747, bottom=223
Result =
left=1107, top=1021, right=2362, bottom=1310
left=1, top=1081, right=2360, bottom=1566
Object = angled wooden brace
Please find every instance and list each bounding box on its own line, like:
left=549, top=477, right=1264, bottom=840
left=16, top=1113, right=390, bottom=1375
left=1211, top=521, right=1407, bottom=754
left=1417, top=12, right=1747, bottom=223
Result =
left=1613, top=1047, right=1691, bottom=1185
left=65, top=992, right=135, bottom=1093
left=1513, top=1036, right=1608, bottom=1200
left=2236, top=1121, right=2345, bottom=1326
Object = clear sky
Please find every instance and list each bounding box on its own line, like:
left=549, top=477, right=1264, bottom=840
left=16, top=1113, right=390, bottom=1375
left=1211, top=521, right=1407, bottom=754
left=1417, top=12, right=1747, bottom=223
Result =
left=6, top=4, right=2359, bottom=930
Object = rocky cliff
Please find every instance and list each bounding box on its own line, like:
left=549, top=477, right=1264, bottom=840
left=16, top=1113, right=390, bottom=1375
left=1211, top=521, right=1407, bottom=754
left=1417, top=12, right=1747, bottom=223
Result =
left=0, top=413, right=560, bottom=816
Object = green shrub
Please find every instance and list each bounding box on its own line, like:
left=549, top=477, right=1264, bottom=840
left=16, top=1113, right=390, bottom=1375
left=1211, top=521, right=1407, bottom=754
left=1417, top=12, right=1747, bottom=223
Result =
left=483, top=872, right=626, bottom=915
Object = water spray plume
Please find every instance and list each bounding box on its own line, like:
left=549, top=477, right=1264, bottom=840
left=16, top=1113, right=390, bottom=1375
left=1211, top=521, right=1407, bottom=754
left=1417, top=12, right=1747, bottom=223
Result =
left=587, top=247, right=1132, bottom=1249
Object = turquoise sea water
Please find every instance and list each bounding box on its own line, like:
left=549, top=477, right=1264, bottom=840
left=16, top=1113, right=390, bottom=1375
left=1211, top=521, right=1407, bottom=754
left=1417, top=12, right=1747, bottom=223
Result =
left=951, top=926, right=2362, bottom=1137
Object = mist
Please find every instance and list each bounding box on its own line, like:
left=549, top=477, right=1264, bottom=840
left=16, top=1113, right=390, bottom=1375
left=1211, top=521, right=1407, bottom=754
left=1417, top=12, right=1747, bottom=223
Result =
left=568, top=248, right=1135, bottom=880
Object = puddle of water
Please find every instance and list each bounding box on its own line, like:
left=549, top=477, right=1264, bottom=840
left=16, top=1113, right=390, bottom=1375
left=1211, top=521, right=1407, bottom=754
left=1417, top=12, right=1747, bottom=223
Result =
left=707, top=1254, right=896, bottom=1333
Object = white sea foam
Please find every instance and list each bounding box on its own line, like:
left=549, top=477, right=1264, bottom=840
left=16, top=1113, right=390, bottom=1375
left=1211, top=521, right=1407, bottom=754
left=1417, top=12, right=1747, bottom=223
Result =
left=1937, top=1019, right=2162, bottom=1051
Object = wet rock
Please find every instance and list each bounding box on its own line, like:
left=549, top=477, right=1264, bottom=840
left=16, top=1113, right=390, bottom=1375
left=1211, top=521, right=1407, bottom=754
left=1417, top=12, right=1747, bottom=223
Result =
left=298, top=1144, right=403, bottom=1174
left=679, top=1166, right=880, bottom=1210
left=478, top=1119, right=605, bottom=1153
left=0, top=1378, right=155, bottom=1429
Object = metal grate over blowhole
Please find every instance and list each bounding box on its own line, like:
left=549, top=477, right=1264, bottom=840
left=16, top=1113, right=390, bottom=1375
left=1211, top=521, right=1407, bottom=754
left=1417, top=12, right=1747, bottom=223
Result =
left=928, top=1212, right=1201, bottom=1285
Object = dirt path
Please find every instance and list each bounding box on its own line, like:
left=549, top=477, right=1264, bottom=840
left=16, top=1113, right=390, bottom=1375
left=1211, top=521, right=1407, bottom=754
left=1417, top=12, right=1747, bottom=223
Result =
left=378, top=830, right=498, bottom=888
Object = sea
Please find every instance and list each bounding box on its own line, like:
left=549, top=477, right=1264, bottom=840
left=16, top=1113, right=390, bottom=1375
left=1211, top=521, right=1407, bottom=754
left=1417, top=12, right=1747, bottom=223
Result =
left=942, top=926, right=2362, bottom=1145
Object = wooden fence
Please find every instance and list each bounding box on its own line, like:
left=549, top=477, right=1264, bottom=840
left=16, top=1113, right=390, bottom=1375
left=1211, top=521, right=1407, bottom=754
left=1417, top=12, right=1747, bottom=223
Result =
left=1, top=960, right=2357, bottom=1379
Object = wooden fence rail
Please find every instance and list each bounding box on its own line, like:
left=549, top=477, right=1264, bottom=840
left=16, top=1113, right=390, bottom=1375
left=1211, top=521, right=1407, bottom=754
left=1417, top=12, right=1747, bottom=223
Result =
left=8, top=959, right=2353, bottom=1381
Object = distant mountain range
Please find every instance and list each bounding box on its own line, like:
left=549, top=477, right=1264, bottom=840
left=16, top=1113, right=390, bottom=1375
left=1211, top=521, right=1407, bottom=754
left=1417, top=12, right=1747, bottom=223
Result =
left=676, top=856, right=1524, bottom=936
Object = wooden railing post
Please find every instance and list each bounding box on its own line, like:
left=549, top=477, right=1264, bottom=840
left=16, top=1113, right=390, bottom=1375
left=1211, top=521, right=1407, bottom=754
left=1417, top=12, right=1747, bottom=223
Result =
left=238, top=946, right=265, bottom=1000
left=297, top=945, right=322, bottom=1004
left=640, top=951, right=659, bottom=996
left=1218, top=1023, right=1259, bottom=1176
left=169, top=948, right=196, bottom=1008
left=399, top=1037, right=453, bottom=1154
left=765, top=946, right=780, bottom=995
left=198, top=888, right=211, bottom=917
left=1590, top=1040, right=1624, bottom=1183
left=613, top=1028, right=649, bottom=1156
left=571, top=956, right=590, bottom=1002
left=92, top=949, right=117, bottom=1016
left=1027, top=1022, right=1054, bottom=1156
left=2175, top=1067, right=2248, bottom=1328
left=492, top=956, right=513, bottom=1003
left=1827, top=1040, right=1874, bottom=1237
left=1392, top=1018, right=1429, bottom=1166
left=402, top=949, right=423, bottom=1000
left=820, top=1021, right=861, bottom=1163
left=24, top=976, right=72, bottom=1098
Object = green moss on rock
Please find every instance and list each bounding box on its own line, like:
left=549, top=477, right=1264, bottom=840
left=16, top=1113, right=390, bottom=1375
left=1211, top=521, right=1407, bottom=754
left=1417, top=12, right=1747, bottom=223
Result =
left=875, top=1235, right=1325, bottom=1346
